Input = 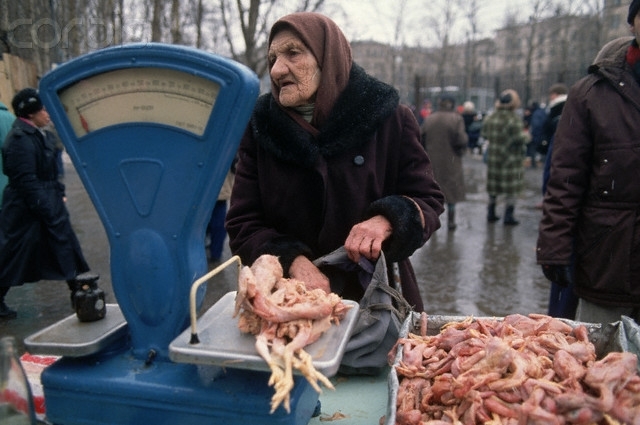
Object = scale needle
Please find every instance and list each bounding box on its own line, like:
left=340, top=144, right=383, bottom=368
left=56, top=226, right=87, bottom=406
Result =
left=79, top=110, right=90, bottom=133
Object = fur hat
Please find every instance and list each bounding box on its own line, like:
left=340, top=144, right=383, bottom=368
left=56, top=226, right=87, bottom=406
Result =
left=629, top=0, right=640, bottom=24
left=495, top=89, right=521, bottom=111
left=11, top=88, right=43, bottom=118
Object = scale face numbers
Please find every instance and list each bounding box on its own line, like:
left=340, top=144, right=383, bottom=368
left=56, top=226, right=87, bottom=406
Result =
left=58, top=67, right=220, bottom=137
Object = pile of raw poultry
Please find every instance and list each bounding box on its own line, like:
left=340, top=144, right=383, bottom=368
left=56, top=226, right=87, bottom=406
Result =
left=391, top=313, right=640, bottom=424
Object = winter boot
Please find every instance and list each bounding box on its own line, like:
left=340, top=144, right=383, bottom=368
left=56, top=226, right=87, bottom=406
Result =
left=487, top=203, right=500, bottom=223
left=0, top=287, right=16, bottom=319
left=0, top=302, right=16, bottom=319
left=447, top=206, right=457, bottom=231
left=504, top=205, right=519, bottom=226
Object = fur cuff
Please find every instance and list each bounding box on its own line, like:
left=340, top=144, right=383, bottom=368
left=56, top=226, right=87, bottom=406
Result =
left=365, top=196, right=424, bottom=262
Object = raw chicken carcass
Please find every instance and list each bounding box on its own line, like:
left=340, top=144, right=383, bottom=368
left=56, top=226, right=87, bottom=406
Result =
left=234, top=254, right=352, bottom=414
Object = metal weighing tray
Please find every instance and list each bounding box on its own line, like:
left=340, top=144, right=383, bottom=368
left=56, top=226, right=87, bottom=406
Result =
left=24, top=304, right=128, bottom=357
left=169, top=291, right=359, bottom=377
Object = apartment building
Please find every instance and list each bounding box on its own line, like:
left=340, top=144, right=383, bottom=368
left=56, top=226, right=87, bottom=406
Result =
left=352, top=0, right=631, bottom=112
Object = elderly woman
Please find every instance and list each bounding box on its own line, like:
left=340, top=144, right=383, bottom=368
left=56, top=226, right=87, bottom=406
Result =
left=225, top=12, right=444, bottom=311
left=481, top=89, right=527, bottom=225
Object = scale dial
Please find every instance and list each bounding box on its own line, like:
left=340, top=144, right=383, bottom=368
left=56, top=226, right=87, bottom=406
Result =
left=58, top=67, right=220, bottom=137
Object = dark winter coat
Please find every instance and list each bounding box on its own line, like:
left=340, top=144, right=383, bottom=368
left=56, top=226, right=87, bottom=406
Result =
left=226, top=64, right=445, bottom=311
left=0, top=118, right=89, bottom=287
left=537, top=36, right=640, bottom=307
left=541, top=95, right=567, bottom=195
left=421, top=110, right=468, bottom=204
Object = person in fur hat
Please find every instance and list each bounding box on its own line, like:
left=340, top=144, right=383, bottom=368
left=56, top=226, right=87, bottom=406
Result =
left=225, top=12, right=444, bottom=312
left=537, top=0, right=640, bottom=325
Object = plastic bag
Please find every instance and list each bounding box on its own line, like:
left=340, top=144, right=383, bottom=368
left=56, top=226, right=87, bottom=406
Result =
left=313, top=247, right=412, bottom=375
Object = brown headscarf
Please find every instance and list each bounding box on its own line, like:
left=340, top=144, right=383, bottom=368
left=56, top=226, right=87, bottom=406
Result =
left=268, top=12, right=353, bottom=129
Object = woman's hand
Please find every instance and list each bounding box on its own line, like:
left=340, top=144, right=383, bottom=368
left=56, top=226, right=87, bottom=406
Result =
left=344, top=215, right=392, bottom=263
left=289, top=255, right=331, bottom=293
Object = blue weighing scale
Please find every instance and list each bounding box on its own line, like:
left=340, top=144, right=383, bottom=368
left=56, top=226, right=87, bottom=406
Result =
left=22, top=43, right=330, bottom=425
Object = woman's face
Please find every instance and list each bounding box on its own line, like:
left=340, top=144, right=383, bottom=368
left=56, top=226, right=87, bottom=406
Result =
left=268, top=30, right=321, bottom=107
left=29, top=108, right=51, bottom=128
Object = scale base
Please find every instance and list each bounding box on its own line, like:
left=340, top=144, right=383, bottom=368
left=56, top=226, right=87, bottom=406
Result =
left=42, top=350, right=319, bottom=425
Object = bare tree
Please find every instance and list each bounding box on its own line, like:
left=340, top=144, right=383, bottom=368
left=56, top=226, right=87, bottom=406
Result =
left=151, top=0, right=164, bottom=42
left=521, top=0, right=554, bottom=105
left=193, top=0, right=205, bottom=48
left=170, top=0, right=181, bottom=44
left=218, top=0, right=325, bottom=75
left=390, top=0, right=408, bottom=89
left=458, top=0, right=482, bottom=100
left=426, top=0, right=459, bottom=91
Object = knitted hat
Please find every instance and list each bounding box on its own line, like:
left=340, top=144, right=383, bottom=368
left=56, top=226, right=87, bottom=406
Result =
left=629, top=0, right=640, bottom=24
left=11, top=88, right=43, bottom=118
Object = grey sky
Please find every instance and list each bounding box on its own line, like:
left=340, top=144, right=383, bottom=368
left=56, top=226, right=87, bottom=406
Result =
left=330, top=0, right=545, bottom=46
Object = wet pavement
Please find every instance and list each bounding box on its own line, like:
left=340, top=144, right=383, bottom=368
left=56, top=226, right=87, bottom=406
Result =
left=0, top=151, right=550, bottom=355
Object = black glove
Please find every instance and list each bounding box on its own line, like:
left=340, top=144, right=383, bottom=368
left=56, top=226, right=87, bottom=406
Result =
left=541, top=265, right=573, bottom=287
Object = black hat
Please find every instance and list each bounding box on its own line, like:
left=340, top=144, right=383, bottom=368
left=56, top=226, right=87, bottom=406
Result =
left=11, top=88, right=43, bottom=118
left=629, top=0, right=640, bottom=24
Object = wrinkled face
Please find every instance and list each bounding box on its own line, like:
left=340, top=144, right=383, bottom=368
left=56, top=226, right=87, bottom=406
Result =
left=268, top=30, right=321, bottom=108
left=29, top=108, right=51, bottom=128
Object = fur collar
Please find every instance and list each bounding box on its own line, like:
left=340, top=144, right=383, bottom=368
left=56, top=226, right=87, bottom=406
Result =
left=250, top=64, right=399, bottom=168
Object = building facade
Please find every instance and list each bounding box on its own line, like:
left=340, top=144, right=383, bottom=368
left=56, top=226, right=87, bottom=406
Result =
left=352, top=0, right=631, bottom=113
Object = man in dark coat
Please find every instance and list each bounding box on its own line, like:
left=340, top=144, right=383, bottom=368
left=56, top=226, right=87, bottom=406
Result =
left=537, top=0, right=640, bottom=325
left=226, top=13, right=444, bottom=312
left=0, top=88, right=98, bottom=318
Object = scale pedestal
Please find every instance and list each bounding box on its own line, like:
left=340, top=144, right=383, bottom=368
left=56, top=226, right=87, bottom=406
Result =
left=24, top=43, right=331, bottom=425
left=42, top=353, right=319, bottom=425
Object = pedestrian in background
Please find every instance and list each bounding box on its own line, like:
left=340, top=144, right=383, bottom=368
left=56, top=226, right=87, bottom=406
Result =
left=0, top=88, right=99, bottom=319
left=540, top=83, right=568, bottom=196
left=417, top=99, right=432, bottom=125
left=524, top=101, right=547, bottom=169
left=461, top=101, right=482, bottom=154
left=537, top=83, right=576, bottom=320
left=206, top=169, right=234, bottom=262
left=421, top=95, right=468, bottom=231
left=537, top=0, right=640, bottom=325
left=0, top=100, right=15, bottom=208
left=481, top=89, right=527, bottom=225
